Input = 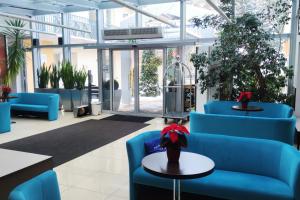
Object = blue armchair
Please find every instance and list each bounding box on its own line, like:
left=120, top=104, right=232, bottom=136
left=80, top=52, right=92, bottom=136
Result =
left=9, top=93, right=59, bottom=121
left=189, top=101, right=296, bottom=145
left=9, top=170, right=61, bottom=200
left=0, top=102, right=11, bottom=133
left=127, top=131, right=300, bottom=200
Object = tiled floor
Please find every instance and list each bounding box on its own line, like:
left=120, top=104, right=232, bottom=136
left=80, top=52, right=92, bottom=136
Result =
left=1, top=112, right=299, bottom=200
left=0, top=111, right=170, bottom=200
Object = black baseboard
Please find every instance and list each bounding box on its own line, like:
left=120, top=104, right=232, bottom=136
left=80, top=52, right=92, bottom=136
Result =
left=11, top=110, right=48, bottom=120
left=135, top=184, right=226, bottom=200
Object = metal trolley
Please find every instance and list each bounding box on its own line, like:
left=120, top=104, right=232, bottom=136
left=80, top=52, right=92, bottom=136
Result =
left=163, top=56, right=194, bottom=124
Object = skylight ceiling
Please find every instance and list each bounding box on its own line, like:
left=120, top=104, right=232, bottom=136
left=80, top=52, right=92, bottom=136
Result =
left=0, top=0, right=178, bottom=16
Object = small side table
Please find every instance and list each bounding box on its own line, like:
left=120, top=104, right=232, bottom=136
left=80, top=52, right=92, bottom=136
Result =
left=232, top=105, right=263, bottom=112
left=142, top=152, right=215, bottom=200
left=0, top=96, right=18, bottom=102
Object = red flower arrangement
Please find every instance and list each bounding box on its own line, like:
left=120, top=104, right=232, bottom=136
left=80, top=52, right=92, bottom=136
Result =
left=160, top=123, right=190, bottom=162
left=237, top=91, right=252, bottom=109
left=1, top=86, right=11, bottom=97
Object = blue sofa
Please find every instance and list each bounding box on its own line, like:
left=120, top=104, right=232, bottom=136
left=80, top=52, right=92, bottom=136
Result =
left=0, top=102, right=11, bottom=133
left=9, top=170, right=61, bottom=200
left=189, top=101, right=296, bottom=145
left=127, top=131, right=300, bottom=200
left=9, top=93, right=59, bottom=121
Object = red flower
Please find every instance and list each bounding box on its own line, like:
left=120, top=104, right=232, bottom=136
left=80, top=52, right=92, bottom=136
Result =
left=1, top=86, right=11, bottom=93
left=169, top=132, right=178, bottom=143
left=237, top=91, right=252, bottom=102
left=161, top=123, right=190, bottom=144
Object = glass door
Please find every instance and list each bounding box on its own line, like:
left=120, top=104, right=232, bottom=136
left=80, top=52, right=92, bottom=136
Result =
left=112, top=50, right=135, bottom=112
left=138, top=49, right=164, bottom=114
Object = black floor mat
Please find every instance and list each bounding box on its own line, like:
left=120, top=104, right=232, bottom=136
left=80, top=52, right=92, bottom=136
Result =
left=0, top=119, right=148, bottom=167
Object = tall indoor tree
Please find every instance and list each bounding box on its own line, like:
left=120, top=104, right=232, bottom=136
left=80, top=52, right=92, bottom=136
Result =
left=2, top=19, right=26, bottom=86
left=190, top=0, right=294, bottom=104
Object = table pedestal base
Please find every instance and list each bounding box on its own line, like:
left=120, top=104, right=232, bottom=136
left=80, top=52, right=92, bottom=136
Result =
left=173, top=179, right=181, bottom=200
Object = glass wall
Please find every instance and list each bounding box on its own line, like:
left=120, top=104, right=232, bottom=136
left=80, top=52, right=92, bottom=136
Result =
left=141, top=2, right=180, bottom=39
left=25, top=51, right=34, bottom=92
left=104, top=8, right=136, bottom=29
left=40, top=48, right=63, bottom=66
left=34, top=14, right=62, bottom=45
left=71, top=47, right=98, bottom=86
left=69, top=11, right=97, bottom=44
left=186, top=0, right=219, bottom=39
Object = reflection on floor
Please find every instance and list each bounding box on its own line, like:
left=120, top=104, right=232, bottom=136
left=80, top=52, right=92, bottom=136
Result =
left=0, top=111, right=169, bottom=200
left=118, top=96, right=163, bottom=114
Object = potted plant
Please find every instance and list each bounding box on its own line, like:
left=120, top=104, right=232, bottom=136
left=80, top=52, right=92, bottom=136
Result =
left=1, top=85, right=11, bottom=100
left=160, top=123, right=190, bottom=162
left=73, top=67, right=88, bottom=107
left=102, top=79, right=122, bottom=110
left=37, top=63, right=50, bottom=89
left=50, top=64, right=61, bottom=90
left=59, top=60, right=75, bottom=111
left=2, top=19, right=25, bottom=87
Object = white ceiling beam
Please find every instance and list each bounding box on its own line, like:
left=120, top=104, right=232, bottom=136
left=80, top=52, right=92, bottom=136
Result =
left=51, top=0, right=100, bottom=10
left=110, top=0, right=177, bottom=27
left=0, top=1, right=63, bottom=14
left=0, top=12, right=91, bottom=33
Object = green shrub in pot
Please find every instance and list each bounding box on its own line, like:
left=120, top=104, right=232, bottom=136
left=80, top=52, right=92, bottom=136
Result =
left=50, top=64, right=61, bottom=89
left=61, top=60, right=75, bottom=89
left=74, top=68, right=87, bottom=90
left=37, top=63, right=50, bottom=89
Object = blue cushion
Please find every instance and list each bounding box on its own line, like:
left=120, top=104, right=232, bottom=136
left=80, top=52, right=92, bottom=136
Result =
left=144, top=138, right=165, bottom=155
left=182, top=170, right=293, bottom=200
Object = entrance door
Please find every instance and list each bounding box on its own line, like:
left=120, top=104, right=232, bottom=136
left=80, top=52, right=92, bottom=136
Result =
left=112, top=50, right=135, bottom=112
left=138, top=49, right=164, bottom=114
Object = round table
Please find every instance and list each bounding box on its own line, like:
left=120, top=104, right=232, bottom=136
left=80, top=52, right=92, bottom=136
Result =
left=142, top=152, right=215, bottom=200
left=0, top=96, right=18, bottom=102
left=232, top=105, right=263, bottom=112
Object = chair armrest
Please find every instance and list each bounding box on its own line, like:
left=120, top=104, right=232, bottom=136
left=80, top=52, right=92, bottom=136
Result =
left=126, top=131, right=160, bottom=174
left=279, top=146, right=300, bottom=200
left=48, top=94, right=59, bottom=120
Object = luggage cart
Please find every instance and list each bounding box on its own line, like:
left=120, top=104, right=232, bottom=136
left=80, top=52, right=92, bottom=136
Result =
left=163, top=56, right=194, bottom=124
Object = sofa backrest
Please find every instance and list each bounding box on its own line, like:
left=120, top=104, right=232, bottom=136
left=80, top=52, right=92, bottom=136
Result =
left=190, top=112, right=296, bottom=144
left=205, top=101, right=293, bottom=118
left=15, top=93, right=56, bottom=106
left=185, top=133, right=284, bottom=180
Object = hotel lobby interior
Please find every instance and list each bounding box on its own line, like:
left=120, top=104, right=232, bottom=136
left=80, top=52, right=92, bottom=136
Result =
left=1, top=0, right=300, bottom=200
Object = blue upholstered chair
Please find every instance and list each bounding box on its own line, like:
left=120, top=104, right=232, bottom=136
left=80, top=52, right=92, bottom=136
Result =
left=189, top=101, right=296, bottom=145
left=9, top=170, right=61, bottom=200
left=127, top=131, right=300, bottom=200
left=9, top=93, right=59, bottom=121
left=0, top=102, right=11, bottom=133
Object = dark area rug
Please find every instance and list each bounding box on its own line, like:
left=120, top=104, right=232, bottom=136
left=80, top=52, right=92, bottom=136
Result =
left=0, top=119, right=148, bottom=167
left=102, top=114, right=153, bottom=123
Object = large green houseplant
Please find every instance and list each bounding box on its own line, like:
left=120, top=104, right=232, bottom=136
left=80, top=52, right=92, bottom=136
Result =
left=190, top=0, right=294, bottom=105
left=2, top=19, right=26, bottom=86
